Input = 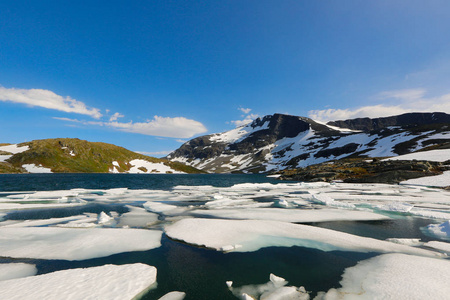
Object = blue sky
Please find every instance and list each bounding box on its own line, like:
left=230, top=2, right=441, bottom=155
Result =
left=1, top=1, right=450, bottom=156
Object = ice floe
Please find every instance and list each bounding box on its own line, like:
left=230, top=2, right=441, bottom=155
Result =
left=315, top=253, right=450, bottom=300
left=165, top=218, right=442, bottom=257
left=424, top=241, right=450, bottom=253
left=117, top=205, right=159, bottom=228
left=190, top=208, right=388, bottom=223
left=229, top=273, right=309, bottom=300
left=0, top=227, right=162, bottom=260
left=0, top=263, right=37, bottom=281
left=0, top=263, right=157, bottom=300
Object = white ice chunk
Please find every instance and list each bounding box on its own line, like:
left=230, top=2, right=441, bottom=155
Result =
left=165, top=218, right=442, bottom=257
left=261, top=286, right=309, bottom=300
left=231, top=273, right=309, bottom=300
left=310, top=192, right=355, bottom=209
left=0, top=202, right=85, bottom=211
left=424, top=241, right=450, bottom=253
left=144, top=201, right=188, bottom=215
left=158, top=291, right=187, bottom=300
left=118, top=206, right=159, bottom=228
left=98, top=211, right=113, bottom=224
left=269, top=273, right=286, bottom=287
left=0, top=215, right=94, bottom=228
left=377, top=202, right=414, bottom=213
left=226, top=281, right=233, bottom=288
left=0, top=227, right=162, bottom=260
left=0, top=263, right=157, bottom=300
left=315, top=253, right=450, bottom=300
left=0, top=263, right=37, bottom=281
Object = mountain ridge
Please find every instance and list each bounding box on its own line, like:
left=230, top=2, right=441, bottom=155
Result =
left=167, top=112, right=450, bottom=174
left=0, top=138, right=203, bottom=174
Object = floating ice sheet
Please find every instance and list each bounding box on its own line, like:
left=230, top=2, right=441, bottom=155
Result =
left=118, top=206, right=159, bottom=228
left=190, top=208, right=388, bottom=223
left=165, top=218, right=442, bottom=257
left=0, top=227, right=162, bottom=260
left=0, top=263, right=157, bottom=300
left=230, top=273, right=309, bottom=300
left=315, top=253, right=450, bottom=300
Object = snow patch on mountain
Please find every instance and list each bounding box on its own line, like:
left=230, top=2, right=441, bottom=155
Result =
left=168, top=113, right=450, bottom=173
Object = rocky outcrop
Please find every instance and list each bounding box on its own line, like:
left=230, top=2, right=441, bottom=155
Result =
left=278, top=158, right=446, bottom=184
left=327, top=112, right=450, bottom=132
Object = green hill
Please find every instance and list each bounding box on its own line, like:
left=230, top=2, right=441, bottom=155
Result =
left=1, top=138, right=204, bottom=174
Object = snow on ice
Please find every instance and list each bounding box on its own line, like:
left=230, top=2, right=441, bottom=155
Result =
left=0, top=227, right=162, bottom=260
left=315, top=253, right=450, bottom=300
left=165, top=218, right=442, bottom=257
left=0, top=263, right=37, bottom=281
left=0, top=263, right=157, bottom=300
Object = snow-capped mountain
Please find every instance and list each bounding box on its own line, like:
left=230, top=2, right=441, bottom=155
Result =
left=167, top=113, right=450, bottom=173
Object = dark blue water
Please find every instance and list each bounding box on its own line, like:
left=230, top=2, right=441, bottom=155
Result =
left=0, top=174, right=442, bottom=299
left=0, top=173, right=280, bottom=192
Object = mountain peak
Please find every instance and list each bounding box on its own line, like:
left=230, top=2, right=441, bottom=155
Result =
left=168, top=112, right=450, bottom=173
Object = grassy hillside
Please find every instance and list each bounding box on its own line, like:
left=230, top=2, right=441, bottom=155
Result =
left=3, top=138, right=204, bottom=174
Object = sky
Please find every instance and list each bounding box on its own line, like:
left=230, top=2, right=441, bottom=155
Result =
left=1, top=1, right=450, bottom=156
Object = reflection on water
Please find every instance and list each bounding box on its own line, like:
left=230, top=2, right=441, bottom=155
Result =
left=0, top=235, right=376, bottom=299
left=0, top=173, right=280, bottom=192
left=307, top=217, right=440, bottom=242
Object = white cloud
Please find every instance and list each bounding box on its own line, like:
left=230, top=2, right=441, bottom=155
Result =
left=107, top=116, right=207, bottom=138
left=231, top=113, right=259, bottom=127
left=238, top=107, right=252, bottom=114
left=109, top=112, right=124, bottom=122
left=56, top=115, right=207, bottom=139
left=308, top=89, right=450, bottom=122
left=0, top=87, right=102, bottom=119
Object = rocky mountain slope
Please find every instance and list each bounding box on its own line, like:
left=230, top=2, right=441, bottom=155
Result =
left=167, top=112, right=450, bottom=173
left=0, top=138, right=203, bottom=174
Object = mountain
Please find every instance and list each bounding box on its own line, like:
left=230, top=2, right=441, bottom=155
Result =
left=0, top=138, right=203, bottom=174
left=167, top=112, right=450, bottom=173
